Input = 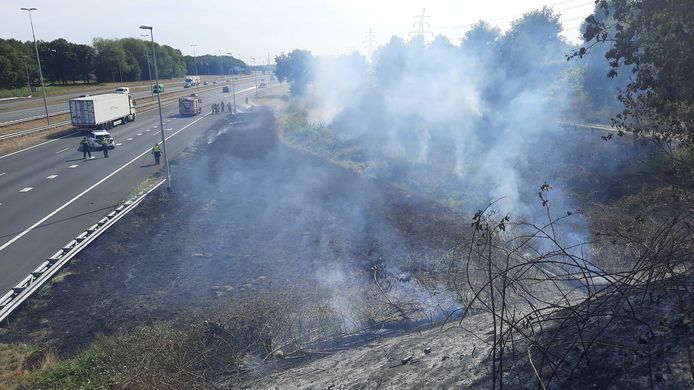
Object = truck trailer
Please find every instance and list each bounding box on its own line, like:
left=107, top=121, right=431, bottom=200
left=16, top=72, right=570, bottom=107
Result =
left=69, top=93, right=136, bottom=130
left=184, top=75, right=200, bottom=88
left=179, top=94, right=202, bottom=116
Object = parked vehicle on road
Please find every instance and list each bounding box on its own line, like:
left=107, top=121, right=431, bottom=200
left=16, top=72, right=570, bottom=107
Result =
left=69, top=93, right=136, bottom=130
left=87, top=130, right=115, bottom=150
left=179, top=94, right=203, bottom=116
left=153, top=84, right=165, bottom=93
left=222, top=85, right=231, bottom=93
left=184, top=75, right=200, bottom=88
left=115, top=87, right=130, bottom=94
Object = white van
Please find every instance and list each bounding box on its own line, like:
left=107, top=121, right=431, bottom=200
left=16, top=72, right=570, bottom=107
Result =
left=115, top=87, right=130, bottom=94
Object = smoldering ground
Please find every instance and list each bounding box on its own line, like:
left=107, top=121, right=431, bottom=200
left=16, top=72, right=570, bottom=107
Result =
left=0, top=109, right=470, bottom=357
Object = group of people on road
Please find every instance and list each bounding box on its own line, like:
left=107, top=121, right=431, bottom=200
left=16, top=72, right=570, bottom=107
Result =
left=79, top=136, right=162, bottom=165
left=79, top=136, right=109, bottom=159
left=212, top=101, right=233, bottom=114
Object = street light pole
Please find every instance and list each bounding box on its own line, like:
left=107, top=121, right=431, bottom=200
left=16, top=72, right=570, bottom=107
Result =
left=226, top=52, right=236, bottom=114
left=23, top=58, right=32, bottom=96
left=191, top=44, right=199, bottom=94
left=141, top=34, right=154, bottom=101
left=140, top=25, right=172, bottom=190
left=251, top=57, right=258, bottom=97
left=21, top=7, right=49, bottom=125
left=218, top=50, right=224, bottom=80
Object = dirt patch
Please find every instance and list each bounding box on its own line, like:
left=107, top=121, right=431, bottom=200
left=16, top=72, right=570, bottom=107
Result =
left=0, top=108, right=466, bottom=358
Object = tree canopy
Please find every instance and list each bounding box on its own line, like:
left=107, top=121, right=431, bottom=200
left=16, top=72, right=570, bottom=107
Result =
left=0, top=36, right=243, bottom=90
left=577, top=0, right=694, bottom=144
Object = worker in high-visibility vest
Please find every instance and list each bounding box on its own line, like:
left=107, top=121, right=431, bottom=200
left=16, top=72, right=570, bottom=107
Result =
left=152, top=143, right=162, bottom=165
left=100, top=136, right=109, bottom=158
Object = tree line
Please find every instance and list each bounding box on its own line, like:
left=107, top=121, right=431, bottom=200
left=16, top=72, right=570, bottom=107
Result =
left=0, top=37, right=247, bottom=90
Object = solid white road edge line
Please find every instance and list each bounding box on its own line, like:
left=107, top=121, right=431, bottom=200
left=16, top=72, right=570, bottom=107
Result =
left=0, top=112, right=210, bottom=253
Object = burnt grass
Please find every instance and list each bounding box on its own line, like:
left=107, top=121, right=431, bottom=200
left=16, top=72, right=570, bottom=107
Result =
left=0, top=108, right=466, bottom=358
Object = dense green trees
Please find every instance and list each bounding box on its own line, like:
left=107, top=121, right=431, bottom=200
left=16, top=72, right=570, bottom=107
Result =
left=578, top=0, right=694, bottom=143
left=0, top=38, right=32, bottom=89
left=274, top=49, right=314, bottom=95
left=183, top=55, right=246, bottom=77
left=0, top=36, right=229, bottom=90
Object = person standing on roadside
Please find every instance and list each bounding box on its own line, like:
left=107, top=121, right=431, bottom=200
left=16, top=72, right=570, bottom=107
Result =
left=80, top=136, right=91, bottom=159
left=220, top=101, right=225, bottom=112
left=227, top=102, right=232, bottom=113
left=152, top=143, right=162, bottom=165
left=100, top=136, right=109, bottom=158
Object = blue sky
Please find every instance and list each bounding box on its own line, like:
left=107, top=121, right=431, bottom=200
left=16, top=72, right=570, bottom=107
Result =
left=2, top=0, right=595, bottom=62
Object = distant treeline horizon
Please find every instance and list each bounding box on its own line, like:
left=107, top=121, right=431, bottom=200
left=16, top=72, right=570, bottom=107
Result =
left=0, top=36, right=251, bottom=89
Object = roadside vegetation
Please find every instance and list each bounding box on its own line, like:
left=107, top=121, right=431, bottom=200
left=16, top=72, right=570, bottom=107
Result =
left=2, top=1, right=693, bottom=389
left=0, top=37, right=247, bottom=98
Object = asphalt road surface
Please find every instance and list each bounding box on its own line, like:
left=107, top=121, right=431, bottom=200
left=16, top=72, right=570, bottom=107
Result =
left=0, top=76, right=254, bottom=124
left=0, top=79, right=266, bottom=294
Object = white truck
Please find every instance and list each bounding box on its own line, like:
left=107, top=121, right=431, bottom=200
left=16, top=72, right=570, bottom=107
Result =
left=184, top=75, right=200, bottom=88
left=69, top=93, right=136, bottom=130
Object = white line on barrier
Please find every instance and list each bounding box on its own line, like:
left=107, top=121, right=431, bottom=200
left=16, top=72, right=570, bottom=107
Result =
left=0, top=112, right=210, bottom=253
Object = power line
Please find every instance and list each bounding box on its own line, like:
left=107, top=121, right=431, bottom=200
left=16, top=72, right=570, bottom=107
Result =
left=439, top=0, right=594, bottom=30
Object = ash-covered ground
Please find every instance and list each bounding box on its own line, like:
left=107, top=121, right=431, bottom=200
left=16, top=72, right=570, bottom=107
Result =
left=0, top=108, right=466, bottom=357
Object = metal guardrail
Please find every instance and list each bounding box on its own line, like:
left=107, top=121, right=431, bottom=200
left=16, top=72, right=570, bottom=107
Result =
left=0, top=85, right=224, bottom=142
left=0, top=179, right=166, bottom=324
left=0, top=110, right=71, bottom=128
left=0, top=121, right=72, bottom=141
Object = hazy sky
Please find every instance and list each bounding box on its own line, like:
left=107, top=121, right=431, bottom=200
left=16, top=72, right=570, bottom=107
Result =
left=2, top=0, right=595, bottom=63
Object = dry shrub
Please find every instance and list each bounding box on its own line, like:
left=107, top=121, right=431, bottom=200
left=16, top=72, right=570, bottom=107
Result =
left=448, top=184, right=694, bottom=389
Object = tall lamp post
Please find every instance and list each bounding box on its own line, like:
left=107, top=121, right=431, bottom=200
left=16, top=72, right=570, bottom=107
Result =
left=191, top=44, right=199, bottom=94
left=251, top=57, right=258, bottom=97
left=22, top=57, right=32, bottom=96
left=140, top=25, right=172, bottom=190
left=141, top=34, right=154, bottom=101
left=20, top=7, right=49, bottom=125
left=218, top=50, right=224, bottom=80
left=226, top=52, right=236, bottom=114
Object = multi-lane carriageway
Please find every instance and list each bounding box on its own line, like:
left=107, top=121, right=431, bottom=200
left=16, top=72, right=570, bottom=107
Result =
left=0, top=80, right=262, bottom=296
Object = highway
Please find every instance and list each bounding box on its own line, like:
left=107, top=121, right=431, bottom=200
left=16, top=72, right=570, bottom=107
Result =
left=0, top=80, right=262, bottom=294
left=0, top=76, right=249, bottom=124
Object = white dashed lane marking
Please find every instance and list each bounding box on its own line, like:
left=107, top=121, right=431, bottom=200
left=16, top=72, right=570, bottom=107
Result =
left=19, top=187, right=33, bottom=192
left=68, top=164, right=78, bottom=169
left=115, top=143, right=122, bottom=146
left=56, top=148, right=69, bottom=154
left=46, top=174, right=58, bottom=179
left=126, top=138, right=133, bottom=141
left=164, top=128, right=173, bottom=132
left=137, top=133, right=142, bottom=136
left=145, top=129, right=151, bottom=132
left=0, top=172, right=6, bottom=177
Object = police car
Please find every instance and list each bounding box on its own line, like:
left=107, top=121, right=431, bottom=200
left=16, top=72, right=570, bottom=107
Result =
left=87, top=130, right=115, bottom=150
